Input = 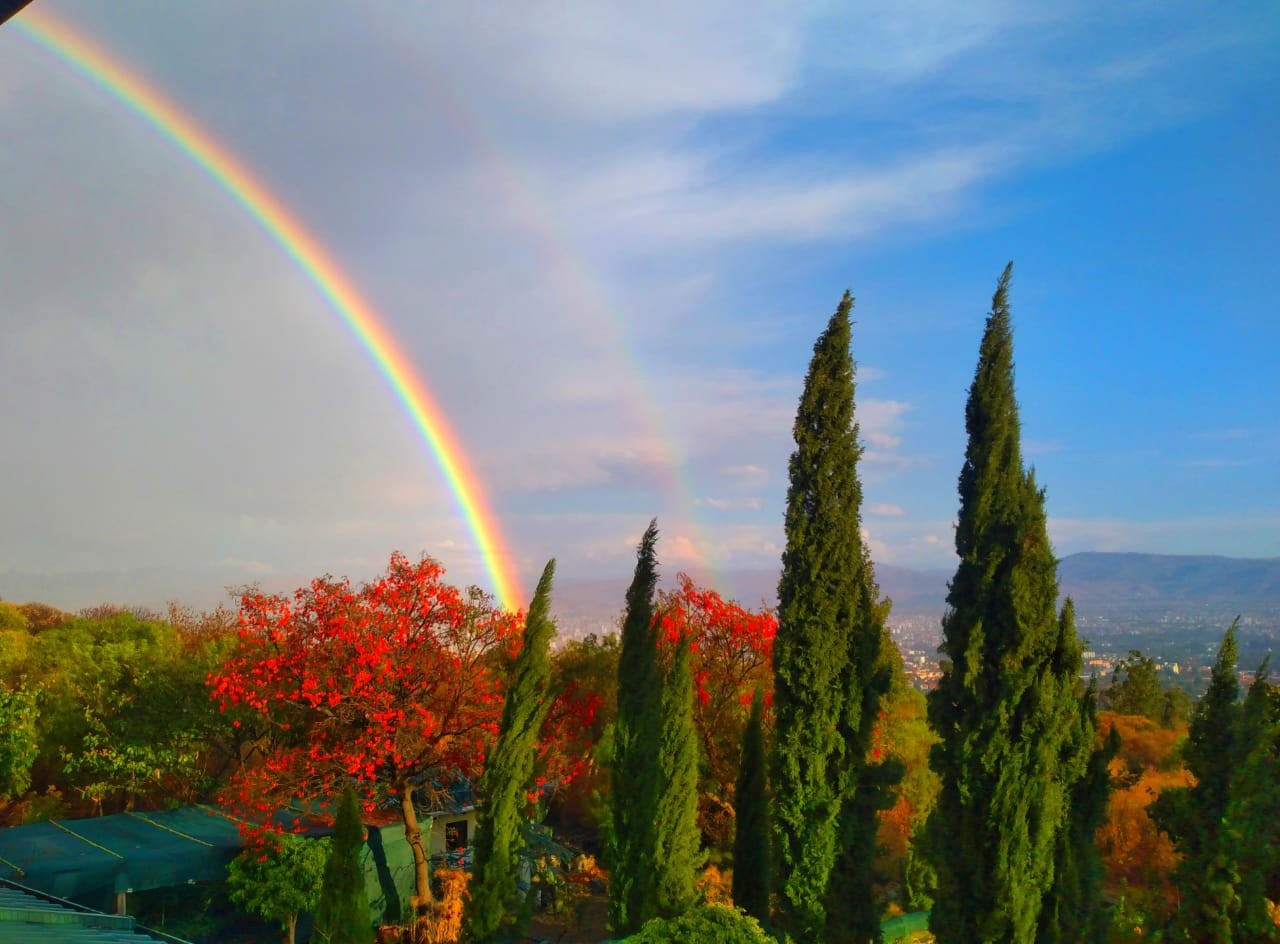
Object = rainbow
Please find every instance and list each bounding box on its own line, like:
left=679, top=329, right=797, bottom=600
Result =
left=11, top=7, right=523, bottom=610
left=361, top=16, right=731, bottom=589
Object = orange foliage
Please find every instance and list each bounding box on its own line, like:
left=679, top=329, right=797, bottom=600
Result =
left=422, top=868, right=469, bottom=944
left=1096, top=713, right=1191, bottom=899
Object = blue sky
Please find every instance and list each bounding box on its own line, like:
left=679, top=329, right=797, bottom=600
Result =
left=1, top=1, right=1277, bottom=609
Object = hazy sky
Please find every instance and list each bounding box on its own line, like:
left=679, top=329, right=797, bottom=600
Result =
left=2, top=1, right=1277, bottom=610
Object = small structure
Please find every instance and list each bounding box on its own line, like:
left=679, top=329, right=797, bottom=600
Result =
left=0, top=879, right=190, bottom=943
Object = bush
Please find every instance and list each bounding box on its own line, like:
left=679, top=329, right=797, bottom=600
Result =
left=625, top=905, right=771, bottom=943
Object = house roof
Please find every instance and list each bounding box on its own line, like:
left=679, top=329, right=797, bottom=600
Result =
left=0, top=880, right=189, bottom=944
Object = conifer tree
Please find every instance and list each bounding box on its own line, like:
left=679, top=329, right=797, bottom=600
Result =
left=465, top=560, right=558, bottom=942
left=1224, top=659, right=1280, bottom=941
left=926, top=263, right=1093, bottom=944
left=610, top=520, right=663, bottom=935
left=772, top=291, right=883, bottom=940
left=1038, top=648, right=1119, bottom=944
left=1150, top=622, right=1246, bottom=942
left=314, top=787, right=371, bottom=944
left=650, top=630, right=706, bottom=918
left=733, top=687, right=771, bottom=925
left=826, top=549, right=902, bottom=944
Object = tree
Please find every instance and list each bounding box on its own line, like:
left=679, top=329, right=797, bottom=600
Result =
left=610, top=520, right=664, bottom=934
left=626, top=904, right=773, bottom=943
left=0, top=685, right=37, bottom=801
left=733, top=687, right=770, bottom=924
left=1150, top=622, right=1248, bottom=942
left=209, top=552, right=523, bottom=921
left=657, top=575, right=777, bottom=847
left=313, top=787, right=371, bottom=944
left=1223, top=660, right=1280, bottom=941
left=772, top=290, right=883, bottom=940
left=467, top=559, right=559, bottom=942
left=926, top=264, right=1094, bottom=944
left=650, top=630, right=705, bottom=918
left=1108, top=651, right=1164, bottom=720
left=1038, top=663, right=1119, bottom=944
left=227, top=831, right=330, bottom=944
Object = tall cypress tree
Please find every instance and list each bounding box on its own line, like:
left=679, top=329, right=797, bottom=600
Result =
left=926, top=263, right=1093, bottom=944
left=1150, top=622, right=1244, bottom=942
left=465, top=560, right=558, bottom=943
left=610, top=520, right=663, bottom=935
left=772, top=291, right=881, bottom=939
left=1224, top=659, right=1280, bottom=941
left=1038, top=618, right=1119, bottom=944
left=314, top=787, right=372, bottom=944
left=826, top=547, right=901, bottom=944
left=733, top=687, right=771, bottom=925
left=650, top=630, right=705, bottom=918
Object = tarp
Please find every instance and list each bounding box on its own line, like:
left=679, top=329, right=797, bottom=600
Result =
left=0, top=807, right=242, bottom=912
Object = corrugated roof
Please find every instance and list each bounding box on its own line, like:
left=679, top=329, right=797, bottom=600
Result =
left=0, top=881, right=189, bottom=943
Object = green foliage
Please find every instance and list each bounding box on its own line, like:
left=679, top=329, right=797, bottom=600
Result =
left=18, top=609, right=234, bottom=811
left=1109, top=651, right=1165, bottom=720
left=773, top=291, right=885, bottom=940
left=467, top=560, right=558, bottom=942
left=1150, top=624, right=1241, bottom=941
left=1038, top=673, right=1118, bottom=944
left=611, top=520, right=663, bottom=934
left=227, top=832, right=330, bottom=944
left=0, top=684, right=38, bottom=800
left=625, top=904, right=772, bottom=943
left=650, top=631, right=706, bottom=918
left=732, top=687, right=770, bottom=925
left=1153, top=626, right=1280, bottom=941
left=1223, top=662, right=1280, bottom=941
left=926, top=264, right=1095, bottom=944
left=314, top=787, right=372, bottom=944
left=827, top=552, right=901, bottom=944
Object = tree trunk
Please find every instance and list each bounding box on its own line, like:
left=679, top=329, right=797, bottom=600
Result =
left=285, top=912, right=297, bottom=944
left=400, top=780, right=433, bottom=921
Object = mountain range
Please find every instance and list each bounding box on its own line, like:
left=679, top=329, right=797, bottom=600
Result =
left=547, top=552, right=1280, bottom=637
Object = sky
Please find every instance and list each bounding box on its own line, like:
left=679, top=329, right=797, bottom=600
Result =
left=2, top=1, right=1278, bottom=611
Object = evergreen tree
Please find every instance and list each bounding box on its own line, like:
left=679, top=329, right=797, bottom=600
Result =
left=610, top=520, right=663, bottom=935
left=1150, top=622, right=1246, bottom=942
left=826, top=550, right=902, bottom=944
left=733, top=687, right=770, bottom=925
left=1224, top=659, right=1280, bottom=942
left=465, top=560, right=558, bottom=942
left=926, top=263, right=1093, bottom=944
left=314, top=787, right=371, bottom=944
left=1038, top=645, right=1119, bottom=944
left=772, top=290, right=883, bottom=940
left=650, top=630, right=706, bottom=918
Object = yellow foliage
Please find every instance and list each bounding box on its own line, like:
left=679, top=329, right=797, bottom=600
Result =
left=697, top=863, right=733, bottom=906
left=422, top=868, right=469, bottom=944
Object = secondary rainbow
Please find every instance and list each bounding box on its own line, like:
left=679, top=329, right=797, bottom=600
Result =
left=12, top=7, right=523, bottom=610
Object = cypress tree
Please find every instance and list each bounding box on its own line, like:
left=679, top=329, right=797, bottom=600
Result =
left=827, top=550, right=902, bottom=944
left=733, top=687, right=770, bottom=924
left=1150, top=622, right=1244, bottom=942
left=314, top=787, right=372, bottom=944
left=465, top=560, right=558, bottom=942
left=926, top=263, right=1093, bottom=944
left=1224, top=659, right=1280, bottom=941
left=1037, top=629, right=1119, bottom=944
left=772, top=290, right=882, bottom=940
left=610, top=520, right=663, bottom=935
left=650, top=630, right=706, bottom=918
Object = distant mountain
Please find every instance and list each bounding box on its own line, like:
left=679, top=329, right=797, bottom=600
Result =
left=550, top=552, right=1280, bottom=637
left=1058, top=552, right=1280, bottom=608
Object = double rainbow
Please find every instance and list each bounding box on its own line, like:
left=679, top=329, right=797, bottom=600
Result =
left=12, top=8, right=522, bottom=609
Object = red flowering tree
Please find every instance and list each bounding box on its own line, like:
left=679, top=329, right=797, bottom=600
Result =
left=656, top=574, right=777, bottom=845
left=208, top=552, right=522, bottom=917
